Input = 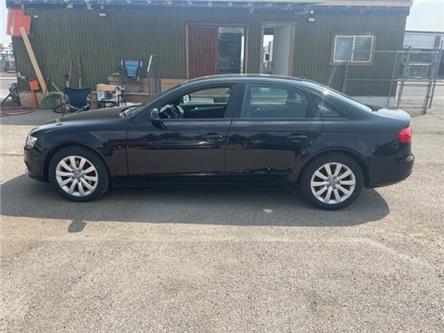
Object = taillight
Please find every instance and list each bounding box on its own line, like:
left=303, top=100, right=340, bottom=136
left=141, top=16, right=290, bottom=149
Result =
left=398, top=126, right=412, bottom=143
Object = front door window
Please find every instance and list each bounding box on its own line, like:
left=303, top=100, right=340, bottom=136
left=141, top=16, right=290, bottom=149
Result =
left=159, top=86, right=233, bottom=119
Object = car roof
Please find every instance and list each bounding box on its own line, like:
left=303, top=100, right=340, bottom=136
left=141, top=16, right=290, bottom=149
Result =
left=185, top=74, right=317, bottom=88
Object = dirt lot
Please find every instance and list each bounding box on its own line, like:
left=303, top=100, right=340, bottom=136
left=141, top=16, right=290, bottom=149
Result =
left=1, top=108, right=443, bottom=332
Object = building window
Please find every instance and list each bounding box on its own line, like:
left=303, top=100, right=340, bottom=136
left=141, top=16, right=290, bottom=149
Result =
left=332, top=35, right=374, bottom=64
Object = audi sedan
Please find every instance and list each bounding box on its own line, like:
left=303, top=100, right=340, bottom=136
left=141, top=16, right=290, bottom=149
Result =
left=24, top=75, right=414, bottom=209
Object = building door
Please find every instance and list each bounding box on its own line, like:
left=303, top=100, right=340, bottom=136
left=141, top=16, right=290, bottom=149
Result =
left=188, top=25, right=218, bottom=78
left=187, top=25, right=246, bottom=78
left=260, top=23, right=295, bottom=76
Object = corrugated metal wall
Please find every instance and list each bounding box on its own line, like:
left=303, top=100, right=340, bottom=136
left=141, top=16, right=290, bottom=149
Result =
left=293, top=14, right=407, bottom=95
left=12, top=7, right=407, bottom=96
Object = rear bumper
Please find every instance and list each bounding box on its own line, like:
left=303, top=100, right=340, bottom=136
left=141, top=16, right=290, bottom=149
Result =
left=24, top=148, right=47, bottom=182
left=367, top=154, right=414, bottom=188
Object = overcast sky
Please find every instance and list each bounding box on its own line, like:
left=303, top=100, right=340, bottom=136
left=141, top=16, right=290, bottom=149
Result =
left=1, top=0, right=10, bottom=45
left=1, top=0, right=443, bottom=46
left=406, top=0, right=444, bottom=31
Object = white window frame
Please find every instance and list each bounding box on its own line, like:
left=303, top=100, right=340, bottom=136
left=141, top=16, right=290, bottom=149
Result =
left=332, top=34, right=375, bottom=64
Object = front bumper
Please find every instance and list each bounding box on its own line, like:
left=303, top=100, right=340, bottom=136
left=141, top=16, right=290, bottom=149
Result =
left=367, top=154, right=414, bottom=188
left=24, top=148, right=47, bottom=182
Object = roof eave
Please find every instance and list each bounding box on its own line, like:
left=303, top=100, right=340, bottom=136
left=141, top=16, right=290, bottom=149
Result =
left=6, top=0, right=413, bottom=9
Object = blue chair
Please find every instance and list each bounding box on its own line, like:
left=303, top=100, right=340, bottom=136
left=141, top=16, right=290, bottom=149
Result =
left=64, top=87, right=91, bottom=110
left=54, top=87, right=91, bottom=113
left=121, top=59, right=143, bottom=92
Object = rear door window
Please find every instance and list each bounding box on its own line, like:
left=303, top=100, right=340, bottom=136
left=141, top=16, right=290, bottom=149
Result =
left=241, top=84, right=315, bottom=119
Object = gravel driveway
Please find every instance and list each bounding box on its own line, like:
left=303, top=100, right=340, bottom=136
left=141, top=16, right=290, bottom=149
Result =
left=1, top=108, right=443, bottom=332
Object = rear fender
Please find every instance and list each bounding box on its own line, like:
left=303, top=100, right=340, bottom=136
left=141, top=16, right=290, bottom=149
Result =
left=288, top=147, right=370, bottom=186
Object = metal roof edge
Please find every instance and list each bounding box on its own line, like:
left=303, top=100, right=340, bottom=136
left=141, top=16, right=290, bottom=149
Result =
left=6, top=0, right=412, bottom=9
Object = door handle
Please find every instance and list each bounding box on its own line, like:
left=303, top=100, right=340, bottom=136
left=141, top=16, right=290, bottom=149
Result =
left=287, top=134, right=307, bottom=141
left=203, top=133, right=224, bottom=140
left=190, top=107, right=199, bottom=112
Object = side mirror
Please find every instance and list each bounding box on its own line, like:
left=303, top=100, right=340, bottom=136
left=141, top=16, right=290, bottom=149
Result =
left=149, top=108, right=160, bottom=121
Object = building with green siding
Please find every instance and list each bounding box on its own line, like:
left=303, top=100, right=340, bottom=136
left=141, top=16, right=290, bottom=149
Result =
left=6, top=0, right=412, bottom=98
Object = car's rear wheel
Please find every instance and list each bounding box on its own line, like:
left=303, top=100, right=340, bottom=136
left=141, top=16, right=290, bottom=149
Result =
left=300, top=153, right=363, bottom=210
left=48, top=146, right=109, bottom=202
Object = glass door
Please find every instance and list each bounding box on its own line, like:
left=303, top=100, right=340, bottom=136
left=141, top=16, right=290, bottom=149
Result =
left=217, top=27, right=246, bottom=74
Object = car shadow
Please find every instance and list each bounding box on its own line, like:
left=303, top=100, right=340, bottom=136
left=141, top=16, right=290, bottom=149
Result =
left=1, top=174, right=389, bottom=227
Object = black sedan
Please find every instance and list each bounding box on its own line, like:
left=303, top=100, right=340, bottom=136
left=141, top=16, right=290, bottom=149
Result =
left=24, top=75, right=414, bottom=209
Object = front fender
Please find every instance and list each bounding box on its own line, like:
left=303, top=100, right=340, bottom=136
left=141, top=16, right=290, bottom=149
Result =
left=37, top=125, right=128, bottom=179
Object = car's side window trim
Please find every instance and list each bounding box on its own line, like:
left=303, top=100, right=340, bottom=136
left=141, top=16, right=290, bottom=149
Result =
left=153, top=118, right=232, bottom=123
left=234, top=82, right=319, bottom=121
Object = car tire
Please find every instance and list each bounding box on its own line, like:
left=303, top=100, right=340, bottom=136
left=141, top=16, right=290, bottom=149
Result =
left=48, top=146, right=109, bottom=202
left=300, top=152, right=363, bottom=210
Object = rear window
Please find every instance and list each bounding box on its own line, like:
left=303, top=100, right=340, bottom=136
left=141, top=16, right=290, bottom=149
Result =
left=250, top=86, right=289, bottom=105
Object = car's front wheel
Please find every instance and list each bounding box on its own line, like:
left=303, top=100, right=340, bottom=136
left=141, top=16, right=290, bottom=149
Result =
left=300, top=153, right=363, bottom=210
left=48, top=146, right=109, bottom=202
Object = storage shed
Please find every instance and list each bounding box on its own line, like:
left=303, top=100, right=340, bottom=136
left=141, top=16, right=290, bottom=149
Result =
left=6, top=0, right=412, bottom=101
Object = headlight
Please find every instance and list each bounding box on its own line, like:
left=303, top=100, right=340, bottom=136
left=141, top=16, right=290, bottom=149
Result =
left=25, top=134, right=38, bottom=149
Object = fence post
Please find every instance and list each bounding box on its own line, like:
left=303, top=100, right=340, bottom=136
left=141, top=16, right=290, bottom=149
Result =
left=387, top=51, right=399, bottom=108
left=341, top=61, right=349, bottom=93
left=396, top=50, right=409, bottom=108
left=427, top=49, right=442, bottom=109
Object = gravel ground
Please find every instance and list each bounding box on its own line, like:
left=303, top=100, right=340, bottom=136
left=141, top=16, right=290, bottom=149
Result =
left=1, top=108, right=443, bottom=332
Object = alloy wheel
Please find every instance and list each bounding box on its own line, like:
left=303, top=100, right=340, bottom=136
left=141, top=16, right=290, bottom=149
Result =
left=310, top=162, right=356, bottom=205
left=55, top=155, right=98, bottom=197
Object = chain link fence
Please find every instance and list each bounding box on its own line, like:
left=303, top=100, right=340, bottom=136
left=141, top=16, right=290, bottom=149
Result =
left=341, top=49, right=442, bottom=114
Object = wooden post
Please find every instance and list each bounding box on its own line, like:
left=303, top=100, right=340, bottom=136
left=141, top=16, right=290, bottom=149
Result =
left=19, top=26, right=47, bottom=93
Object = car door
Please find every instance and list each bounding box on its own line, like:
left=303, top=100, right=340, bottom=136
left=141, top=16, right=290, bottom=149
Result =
left=125, top=83, right=241, bottom=182
left=224, top=82, right=322, bottom=183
